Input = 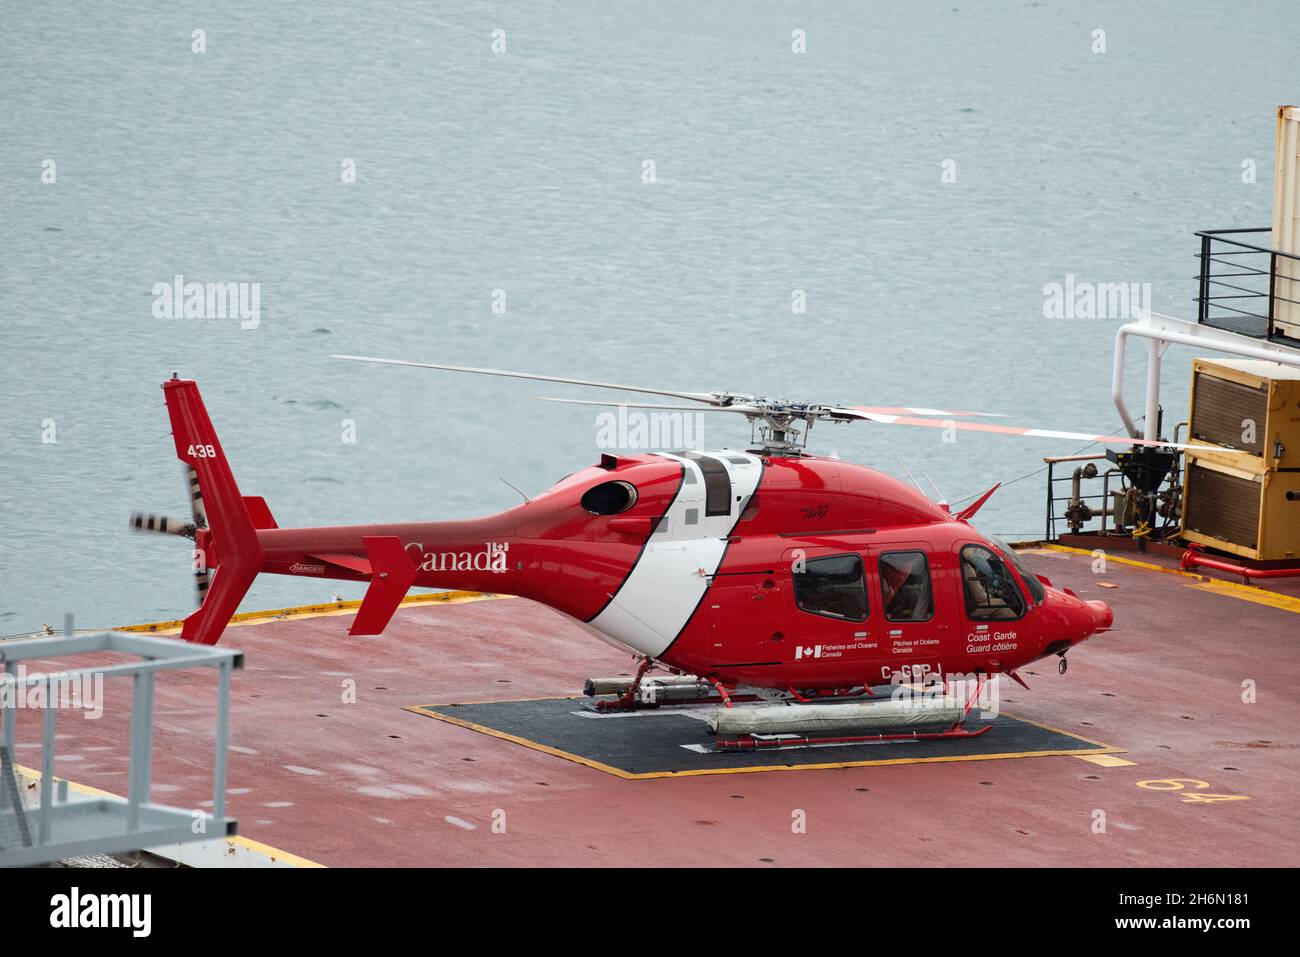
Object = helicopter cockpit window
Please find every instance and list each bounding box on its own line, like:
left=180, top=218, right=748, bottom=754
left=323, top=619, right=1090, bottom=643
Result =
left=988, top=535, right=1045, bottom=604
left=792, top=554, right=868, bottom=622
left=580, top=480, right=638, bottom=516
left=879, top=551, right=933, bottom=622
left=960, top=545, right=1026, bottom=620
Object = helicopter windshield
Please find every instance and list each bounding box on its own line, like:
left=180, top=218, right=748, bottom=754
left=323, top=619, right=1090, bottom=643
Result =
left=987, top=534, right=1046, bottom=604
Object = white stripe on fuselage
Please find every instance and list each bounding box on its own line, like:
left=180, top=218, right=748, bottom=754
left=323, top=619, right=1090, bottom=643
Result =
left=584, top=450, right=762, bottom=658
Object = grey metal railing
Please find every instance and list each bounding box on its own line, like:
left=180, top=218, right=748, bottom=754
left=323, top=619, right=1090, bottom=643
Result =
left=0, top=623, right=241, bottom=867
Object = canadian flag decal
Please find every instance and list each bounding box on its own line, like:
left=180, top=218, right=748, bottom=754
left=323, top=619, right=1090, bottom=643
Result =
left=795, top=645, right=822, bottom=660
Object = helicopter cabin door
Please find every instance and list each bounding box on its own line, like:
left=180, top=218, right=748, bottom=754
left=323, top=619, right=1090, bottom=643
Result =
left=780, top=545, right=873, bottom=671
left=873, top=544, right=949, bottom=686
left=707, top=570, right=786, bottom=666
left=951, top=539, right=1041, bottom=672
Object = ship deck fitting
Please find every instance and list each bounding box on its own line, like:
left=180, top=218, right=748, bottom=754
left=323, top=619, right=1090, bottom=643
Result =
left=3, top=546, right=1296, bottom=867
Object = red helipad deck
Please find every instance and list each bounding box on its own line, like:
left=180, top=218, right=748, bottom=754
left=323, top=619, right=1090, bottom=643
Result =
left=9, top=545, right=1299, bottom=867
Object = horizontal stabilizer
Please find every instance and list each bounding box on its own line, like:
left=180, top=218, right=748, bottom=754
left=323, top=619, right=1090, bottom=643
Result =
left=349, top=536, right=417, bottom=636
left=310, top=553, right=373, bottom=576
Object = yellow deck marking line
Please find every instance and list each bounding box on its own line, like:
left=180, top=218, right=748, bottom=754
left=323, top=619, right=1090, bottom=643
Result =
left=404, top=699, right=1123, bottom=780
left=999, top=710, right=1119, bottom=751
left=14, top=763, right=324, bottom=867
left=1035, top=543, right=1300, bottom=616
left=15, top=763, right=121, bottom=801
left=1074, top=754, right=1137, bottom=768
left=405, top=705, right=640, bottom=779
left=1190, top=578, right=1300, bottom=614
left=115, top=589, right=511, bottom=636
left=223, top=835, right=325, bottom=868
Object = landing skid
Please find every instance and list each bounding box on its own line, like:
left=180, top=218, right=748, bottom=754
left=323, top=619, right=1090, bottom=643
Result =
left=588, top=658, right=765, bottom=711
left=704, top=672, right=988, bottom=752
left=591, top=656, right=654, bottom=712
left=585, top=665, right=994, bottom=752
left=713, top=722, right=993, bottom=752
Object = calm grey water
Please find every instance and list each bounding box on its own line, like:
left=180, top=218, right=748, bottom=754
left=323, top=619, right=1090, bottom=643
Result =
left=2, top=1, right=1296, bottom=631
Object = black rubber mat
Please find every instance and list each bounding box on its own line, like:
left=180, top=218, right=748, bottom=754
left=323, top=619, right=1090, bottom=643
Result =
left=406, top=696, right=1120, bottom=778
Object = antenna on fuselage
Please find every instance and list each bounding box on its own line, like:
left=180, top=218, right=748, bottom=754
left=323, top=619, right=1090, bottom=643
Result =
left=917, top=464, right=950, bottom=509
left=499, top=477, right=532, bottom=504
left=896, top=459, right=927, bottom=497
left=897, top=459, right=951, bottom=512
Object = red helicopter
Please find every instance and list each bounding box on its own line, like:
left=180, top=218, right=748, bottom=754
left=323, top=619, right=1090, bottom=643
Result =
left=132, top=360, right=1213, bottom=741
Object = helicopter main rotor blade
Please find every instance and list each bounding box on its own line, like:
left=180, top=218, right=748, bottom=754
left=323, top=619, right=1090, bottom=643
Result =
left=533, top=396, right=765, bottom=415
left=849, top=409, right=1221, bottom=452
left=332, top=355, right=723, bottom=406
left=851, top=406, right=1006, bottom=418
left=333, top=354, right=1209, bottom=452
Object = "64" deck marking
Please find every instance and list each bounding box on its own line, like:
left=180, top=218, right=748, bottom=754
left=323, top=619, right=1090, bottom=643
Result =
left=1136, top=778, right=1250, bottom=804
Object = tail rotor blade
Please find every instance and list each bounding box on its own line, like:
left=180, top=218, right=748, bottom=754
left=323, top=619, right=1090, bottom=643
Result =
left=193, top=558, right=212, bottom=608
left=185, top=464, right=211, bottom=606
left=129, top=512, right=196, bottom=538
left=186, top=465, right=208, bottom=529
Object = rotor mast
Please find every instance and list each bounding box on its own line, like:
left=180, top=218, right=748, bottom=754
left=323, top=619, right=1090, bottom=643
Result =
left=732, top=399, right=835, bottom=455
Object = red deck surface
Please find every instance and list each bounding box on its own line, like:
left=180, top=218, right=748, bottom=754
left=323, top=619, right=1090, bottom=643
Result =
left=9, top=545, right=1299, bottom=867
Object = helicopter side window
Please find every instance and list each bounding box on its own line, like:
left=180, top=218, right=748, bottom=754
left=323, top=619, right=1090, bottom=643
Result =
left=690, top=454, right=732, bottom=517
left=792, top=554, right=868, bottom=622
left=879, top=551, right=933, bottom=622
left=960, top=545, right=1026, bottom=621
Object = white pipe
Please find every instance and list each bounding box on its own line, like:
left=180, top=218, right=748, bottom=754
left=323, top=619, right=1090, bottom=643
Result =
left=1111, top=326, right=1142, bottom=438
left=1112, top=312, right=1300, bottom=440
left=1144, top=337, right=1162, bottom=441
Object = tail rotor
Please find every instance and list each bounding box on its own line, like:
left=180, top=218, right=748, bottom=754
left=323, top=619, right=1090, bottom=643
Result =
left=129, top=465, right=213, bottom=607
left=184, top=464, right=212, bottom=603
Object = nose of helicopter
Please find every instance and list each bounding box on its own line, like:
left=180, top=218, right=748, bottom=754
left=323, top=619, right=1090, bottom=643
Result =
left=1086, top=599, right=1113, bottom=634
left=1042, top=588, right=1112, bottom=647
